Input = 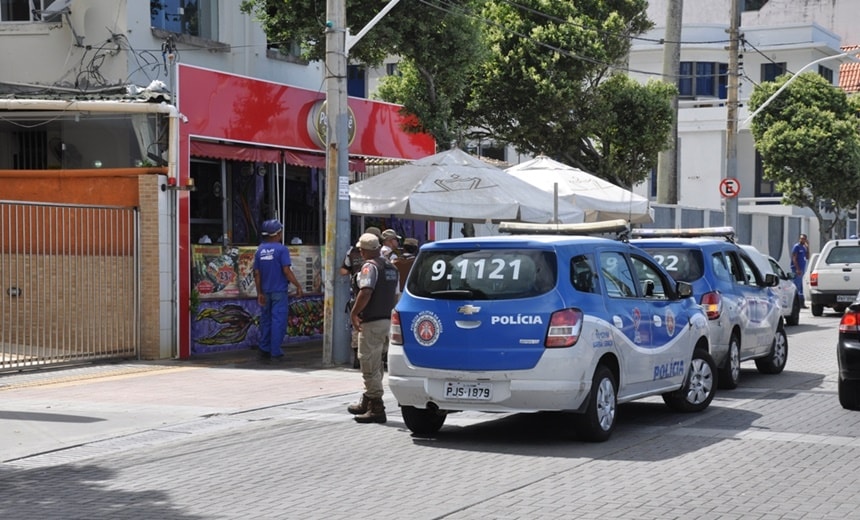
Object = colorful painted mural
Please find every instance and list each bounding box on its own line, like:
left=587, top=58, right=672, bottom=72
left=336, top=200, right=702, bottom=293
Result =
left=192, top=244, right=322, bottom=299
left=191, top=295, right=324, bottom=355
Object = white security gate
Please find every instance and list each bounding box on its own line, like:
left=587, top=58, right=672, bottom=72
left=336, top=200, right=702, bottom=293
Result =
left=0, top=201, right=139, bottom=372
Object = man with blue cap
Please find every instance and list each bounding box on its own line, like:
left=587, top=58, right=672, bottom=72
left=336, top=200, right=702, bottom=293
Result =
left=254, top=219, right=303, bottom=363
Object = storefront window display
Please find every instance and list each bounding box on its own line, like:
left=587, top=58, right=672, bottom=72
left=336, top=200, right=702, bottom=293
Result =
left=189, top=156, right=324, bottom=354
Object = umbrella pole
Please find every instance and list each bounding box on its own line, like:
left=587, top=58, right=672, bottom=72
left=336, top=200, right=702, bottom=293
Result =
left=448, top=217, right=453, bottom=239
left=554, top=182, right=559, bottom=223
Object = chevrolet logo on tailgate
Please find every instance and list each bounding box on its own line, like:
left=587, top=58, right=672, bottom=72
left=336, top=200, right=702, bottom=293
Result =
left=457, top=305, right=481, bottom=315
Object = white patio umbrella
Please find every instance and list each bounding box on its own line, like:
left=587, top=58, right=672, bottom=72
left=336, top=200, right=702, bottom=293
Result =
left=349, top=148, right=585, bottom=224
left=505, top=156, right=653, bottom=224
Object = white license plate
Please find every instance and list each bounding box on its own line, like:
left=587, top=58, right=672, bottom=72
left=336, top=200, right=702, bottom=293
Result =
left=837, top=294, right=856, bottom=303
left=444, top=381, right=492, bottom=401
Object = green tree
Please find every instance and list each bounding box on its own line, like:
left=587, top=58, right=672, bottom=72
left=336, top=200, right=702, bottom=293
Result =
left=582, top=75, right=676, bottom=188
left=464, top=0, right=671, bottom=188
left=373, top=10, right=485, bottom=149
left=241, top=0, right=675, bottom=188
left=748, top=72, right=860, bottom=239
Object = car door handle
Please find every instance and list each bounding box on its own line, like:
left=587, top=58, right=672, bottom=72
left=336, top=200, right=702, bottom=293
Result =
left=455, top=320, right=481, bottom=329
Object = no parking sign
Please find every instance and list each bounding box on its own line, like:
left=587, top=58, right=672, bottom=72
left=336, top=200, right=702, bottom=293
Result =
left=719, top=178, right=741, bottom=198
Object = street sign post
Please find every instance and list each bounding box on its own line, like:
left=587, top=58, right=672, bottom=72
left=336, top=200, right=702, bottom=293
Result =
left=719, top=178, right=741, bottom=199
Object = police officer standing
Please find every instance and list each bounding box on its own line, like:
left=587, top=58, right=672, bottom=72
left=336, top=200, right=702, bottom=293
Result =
left=340, top=226, right=381, bottom=368
left=347, top=232, right=398, bottom=423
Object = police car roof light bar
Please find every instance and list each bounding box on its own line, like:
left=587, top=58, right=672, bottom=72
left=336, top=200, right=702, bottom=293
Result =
left=630, top=226, right=736, bottom=242
left=499, top=219, right=630, bottom=237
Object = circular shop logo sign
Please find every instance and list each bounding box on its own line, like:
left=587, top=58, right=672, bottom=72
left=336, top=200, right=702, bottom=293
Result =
left=307, top=100, right=356, bottom=149
left=411, top=311, right=443, bottom=347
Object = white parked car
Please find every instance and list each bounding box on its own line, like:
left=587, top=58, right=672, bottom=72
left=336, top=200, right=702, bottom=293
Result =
left=808, top=239, right=860, bottom=316
left=803, top=253, right=820, bottom=307
left=740, top=245, right=801, bottom=326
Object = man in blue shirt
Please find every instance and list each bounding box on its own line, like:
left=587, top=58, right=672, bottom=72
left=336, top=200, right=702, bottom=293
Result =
left=791, top=233, right=809, bottom=308
left=254, top=219, right=303, bottom=363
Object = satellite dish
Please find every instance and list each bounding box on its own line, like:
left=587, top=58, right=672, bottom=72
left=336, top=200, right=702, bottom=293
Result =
left=37, top=0, right=73, bottom=22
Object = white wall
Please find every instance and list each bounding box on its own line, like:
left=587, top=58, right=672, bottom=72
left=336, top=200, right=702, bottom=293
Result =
left=744, top=0, right=860, bottom=45
left=646, top=0, right=860, bottom=45
left=0, top=3, right=129, bottom=87
left=0, top=0, right=324, bottom=93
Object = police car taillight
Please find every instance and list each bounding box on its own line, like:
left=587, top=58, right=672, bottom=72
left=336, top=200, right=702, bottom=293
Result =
left=840, top=311, right=860, bottom=333
left=810, top=272, right=818, bottom=287
left=389, top=311, right=403, bottom=345
left=545, top=309, right=583, bottom=348
left=701, top=291, right=722, bottom=320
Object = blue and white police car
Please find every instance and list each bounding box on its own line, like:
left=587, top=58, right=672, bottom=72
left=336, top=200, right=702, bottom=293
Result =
left=387, top=221, right=715, bottom=442
left=630, top=227, right=786, bottom=390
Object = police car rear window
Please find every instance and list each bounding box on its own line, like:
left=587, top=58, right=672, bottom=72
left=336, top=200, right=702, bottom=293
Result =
left=406, top=249, right=557, bottom=300
left=641, top=248, right=705, bottom=283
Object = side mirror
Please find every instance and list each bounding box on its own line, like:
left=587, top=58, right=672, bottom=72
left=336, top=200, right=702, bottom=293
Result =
left=764, top=273, right=779, bottom=287
left=676, top=280, right=693, bottom=298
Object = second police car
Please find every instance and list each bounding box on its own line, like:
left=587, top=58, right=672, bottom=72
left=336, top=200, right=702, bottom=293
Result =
left=630, top=227, right=787, bottom=390
left=387, top=220, right=716, bottom=442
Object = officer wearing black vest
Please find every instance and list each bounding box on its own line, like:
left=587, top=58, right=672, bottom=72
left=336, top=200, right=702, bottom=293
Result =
left=340, top=226, right=381, bottom=368
left=347, top=232, right=399, bottom=423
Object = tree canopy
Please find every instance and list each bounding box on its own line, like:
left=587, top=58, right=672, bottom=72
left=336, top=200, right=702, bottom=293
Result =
left=241, top=0, right=674, bottom=187
left=748, top=71, right=860, bottom=239
left=463, top=0, right=670, bottom=188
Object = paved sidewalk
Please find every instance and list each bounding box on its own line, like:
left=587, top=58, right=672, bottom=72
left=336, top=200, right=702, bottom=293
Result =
left=0, top=342, right=363, bottom=463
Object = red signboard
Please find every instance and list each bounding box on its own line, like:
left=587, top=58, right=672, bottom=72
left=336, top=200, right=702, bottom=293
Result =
left=177, top=64, right=434, bottom=159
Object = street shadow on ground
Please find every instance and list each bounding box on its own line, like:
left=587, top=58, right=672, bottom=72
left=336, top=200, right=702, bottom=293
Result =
left=0, top=411, right=105, bottom=423
left=0, top=463, right=205, bottom=519
left=717, top=368, right=835, bottom=392
left=786, top=319, right=842, bottom=336
left=407, top=401, right=761, bottom=461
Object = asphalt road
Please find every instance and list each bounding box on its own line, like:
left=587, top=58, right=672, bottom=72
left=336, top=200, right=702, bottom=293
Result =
left=1, top=308, right=858, bottom=520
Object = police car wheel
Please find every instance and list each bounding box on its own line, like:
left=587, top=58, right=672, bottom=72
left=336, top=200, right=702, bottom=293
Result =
left=576, top=365, right=617, bottom=443
left=401, top=405, right=446, bottom=436
left=755, top=323, right=788, bottom=375
left=718, top=333, right=741, bottom=390
left=663, top=348, right=716, bottom=413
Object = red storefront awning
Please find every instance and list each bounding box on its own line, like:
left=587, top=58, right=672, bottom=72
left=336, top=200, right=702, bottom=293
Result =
left=190, top=141, right=365, bottom=172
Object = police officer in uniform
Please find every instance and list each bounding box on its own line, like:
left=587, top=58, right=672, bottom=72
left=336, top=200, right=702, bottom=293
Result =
left=347, top=232, right=398, bottom=423
left=340, top=226, right=381, bottom=368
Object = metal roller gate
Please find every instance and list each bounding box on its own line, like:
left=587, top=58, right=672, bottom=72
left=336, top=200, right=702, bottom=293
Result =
left=0, top=201, right=139, bottom=372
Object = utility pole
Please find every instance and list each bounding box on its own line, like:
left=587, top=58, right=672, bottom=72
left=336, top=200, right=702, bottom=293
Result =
left=724, top=0, right=741, bottom=230
left=656, top=0, right=682, bottom=205
left=323, top=0, right=351, bottom=365
left=323, top=0, right=402, bottom=365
